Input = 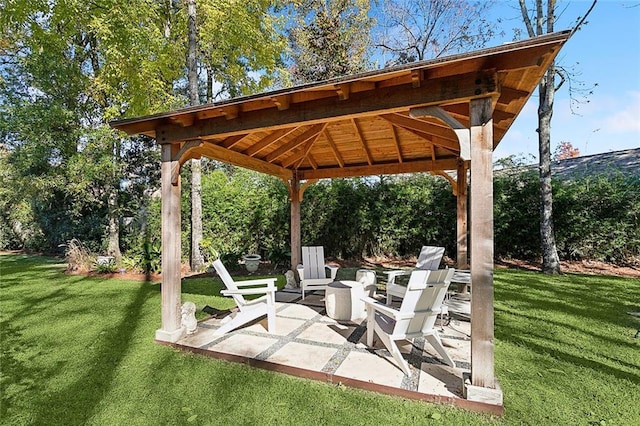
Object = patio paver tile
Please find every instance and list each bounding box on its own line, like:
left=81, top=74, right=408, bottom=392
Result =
left=208, top=333, right=279, bottom=358
left=335, top=350, right=406, bottom=387
left=296, top=321, right=355, bottom=345
left=278, top=303, right=322, bottom=320
left=176, top=327, right=220, bottom=348
left=244, top=316, right=306, bottom=336
left=267, top=341, right=338, bottom=371
left=417, top=363, right=464, bottom=397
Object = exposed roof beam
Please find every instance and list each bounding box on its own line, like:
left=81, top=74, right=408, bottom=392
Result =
left=196, top=141, right=292, bottom=180
left=243, top=127, right=296, bottom=157
left=352, top=118, right=373, bottom=165
left=155, top=70, right=499, bottom=143
left=410, top=106, right=471, bottom=160
left=265, top=123, right=326, bottom=163
left=323, top=129, right=345, bottom=168
left=387, top=121, right=403, bottom=164
left=220, top=134, right=248, bottom=149
left=298, top=158, right=459, bottom=180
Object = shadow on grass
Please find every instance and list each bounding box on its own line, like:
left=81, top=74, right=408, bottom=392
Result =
left=494, top=270, right=640, bottom=385
left=30, top=281, right=155, bottom=424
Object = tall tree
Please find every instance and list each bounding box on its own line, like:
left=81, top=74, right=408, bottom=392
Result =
left=517, top=0, right=597, bottom=274
left=288, top=0, right=372, bottom=83
left=0, top=0, right=183, bottom=254
left=376, top=0, right=498, bottom=66
left=186, top=0, right=206, bottom=272
left=185, top=0, right=288, bottom=271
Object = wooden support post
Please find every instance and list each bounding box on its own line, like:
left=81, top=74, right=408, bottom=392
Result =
left=468, top=97, right=500, bottom=400
left=156, top=142, right=183, bottom=343
left=456, top=159, right=469, bottom=293
left=290, top=174, right=301, bottom=274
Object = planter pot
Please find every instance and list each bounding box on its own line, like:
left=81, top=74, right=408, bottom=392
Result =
left=243, top=254, right=261, bottom=273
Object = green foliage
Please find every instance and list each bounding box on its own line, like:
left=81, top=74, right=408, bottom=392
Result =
left=288, top=0, right=372, bottom=83
left=198, top=0, right=289, bottom=99
left=494, top=171, right=640, bottom=264
left=93, top=258, right=118, bottom=274
left=494, top=170, right=541, bottom=259
left=553, top=173, right=640, bottom=263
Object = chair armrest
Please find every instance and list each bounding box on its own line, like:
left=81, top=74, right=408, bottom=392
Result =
left=325, top=264, right=339, bottom=280
left=362, top=297, right=400, bottom=318
left=234, top=278, right=277, bottom=288
left=384, top=269, right=411, bottom=286
left=296, top=264, right=304, bottom=281
left=222, top=287, right=276, bottom=296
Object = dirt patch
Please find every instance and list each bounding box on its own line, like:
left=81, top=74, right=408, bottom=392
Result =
left=62, top=257, right=640, bottom=281
left=496, top=258, right=640, bottom=278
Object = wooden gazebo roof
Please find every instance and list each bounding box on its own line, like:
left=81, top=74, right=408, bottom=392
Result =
left=111, top=31, right=570, bottom=181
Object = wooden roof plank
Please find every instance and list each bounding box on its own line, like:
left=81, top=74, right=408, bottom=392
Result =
left=323, top=129, right=345, bottom=168
left=244, top=127, right=296, bottom=157
left=351, top=118, right=374, bottom=165
left=265, top=123, right=326, bottom=163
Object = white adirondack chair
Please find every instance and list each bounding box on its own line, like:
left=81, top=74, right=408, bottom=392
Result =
left=385, top=245, right=445, bottom=305
left=296, top=246, right=339, bottom=300
left=363, top=268, right=455, bottom=376
left=211, top=259, right=277, bottom=335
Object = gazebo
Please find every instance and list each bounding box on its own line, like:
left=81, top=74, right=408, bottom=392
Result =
left=110, top=31, right=570, bottom=405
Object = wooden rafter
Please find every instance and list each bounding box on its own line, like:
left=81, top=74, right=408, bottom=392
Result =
left=265, top=123, right=325, bottom=163
left=197, top=141, right=292, bottom=179
left=387, top=121, right=403, bottom=164
left=323, top=129, right=345, bottom=168
left=244, top=127, right=296, bottom=157
left=351, top=118, right=373, bottom=165
left=220, top=134, right=248, bottom=149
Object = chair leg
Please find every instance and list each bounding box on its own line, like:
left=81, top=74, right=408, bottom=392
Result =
left=366, top=310, right=376, bottom=346
left=379, top=333, right=411, bottom=376
left=424, top=332, right=455, bottom=367
left=213, top=310, right=262, bottom=336
left=267, top=305, right=276, bottom=334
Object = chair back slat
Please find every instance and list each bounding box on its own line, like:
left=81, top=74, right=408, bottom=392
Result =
left=212, top=259, right=245, bottom=306
left=415, top=246, right=445, bottom=270
left=394, top=268, right=453, bottom=336
left=302, top=246, right=326, bottom=279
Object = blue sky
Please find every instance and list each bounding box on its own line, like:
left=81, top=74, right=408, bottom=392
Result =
left=490, top=0, right=640, bottom=161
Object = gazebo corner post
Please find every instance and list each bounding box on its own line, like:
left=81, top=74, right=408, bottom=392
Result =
left=289, top=173, right=301, bottom=277
left=156, top=141, right=184, bottom=343
left=456, top=159, right=469, bottom=293
left=465, top=97, right=503, bottom=405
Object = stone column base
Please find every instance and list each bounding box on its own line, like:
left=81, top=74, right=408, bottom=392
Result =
left=463, top=372, right=504, bottom=405
left=155, top=327, right=185, bottom=343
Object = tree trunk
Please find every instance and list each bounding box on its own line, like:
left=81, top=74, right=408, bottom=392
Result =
left=106, top=186, right=122, bottom=265
left=538, top=63, right=561, bottom=274
left=187, top=0, right=205, bottom=272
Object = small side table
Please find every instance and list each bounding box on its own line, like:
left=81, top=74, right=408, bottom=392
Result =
left=355, top=269, right=377, bottom=297
left=325, top=280, right=366, bottom=321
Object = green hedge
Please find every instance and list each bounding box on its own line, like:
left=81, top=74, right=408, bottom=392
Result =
left=494, top=171, right=640, bottom=264
left=4, top=162, right=638, bottom=266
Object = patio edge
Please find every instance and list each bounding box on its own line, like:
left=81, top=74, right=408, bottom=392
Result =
left=156, top=339, right=505, bottom=416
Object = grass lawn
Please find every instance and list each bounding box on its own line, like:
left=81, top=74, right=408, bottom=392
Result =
left=1, top=253, right=639, bottom=425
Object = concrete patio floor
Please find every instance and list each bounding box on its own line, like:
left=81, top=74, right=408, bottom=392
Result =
left=168, top=289, right=502, bottom=414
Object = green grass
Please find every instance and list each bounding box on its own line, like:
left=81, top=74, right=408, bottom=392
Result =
left=1, top=254, right=639, bottom=425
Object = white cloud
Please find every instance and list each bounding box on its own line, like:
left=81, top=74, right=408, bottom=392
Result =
left=596, top=91, right=640, bottom=133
